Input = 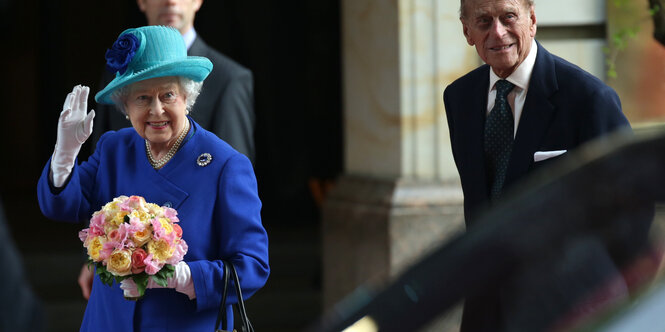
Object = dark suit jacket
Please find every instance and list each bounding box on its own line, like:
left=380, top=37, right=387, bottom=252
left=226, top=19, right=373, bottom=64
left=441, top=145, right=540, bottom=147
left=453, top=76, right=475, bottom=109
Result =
left=445, top=41, right=629, bottom=224
left=92, top=35, right=256, bottom=162
left=444, top=42, right=641, bottom=331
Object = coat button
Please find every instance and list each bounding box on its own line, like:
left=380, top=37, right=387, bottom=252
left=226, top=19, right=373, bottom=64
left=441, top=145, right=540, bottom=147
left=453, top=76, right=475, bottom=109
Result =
left=164, top=201, right=172, bottom=208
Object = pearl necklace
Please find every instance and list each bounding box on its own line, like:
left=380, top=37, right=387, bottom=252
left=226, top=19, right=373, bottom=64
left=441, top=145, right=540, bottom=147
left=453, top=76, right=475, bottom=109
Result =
left=145, top=120, right=190, bottom=169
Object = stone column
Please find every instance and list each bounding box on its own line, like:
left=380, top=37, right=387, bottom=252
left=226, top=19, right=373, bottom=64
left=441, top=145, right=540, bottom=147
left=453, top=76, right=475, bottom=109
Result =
left=323, top=0, right=609, bottom=330
left=323, top=0, right=472, bottom=311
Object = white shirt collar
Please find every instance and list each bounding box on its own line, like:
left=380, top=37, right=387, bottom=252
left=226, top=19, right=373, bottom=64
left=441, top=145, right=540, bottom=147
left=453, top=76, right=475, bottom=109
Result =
left=182, top=27, right=197, bottom=51
left=488, top=39, right=538, bottom=92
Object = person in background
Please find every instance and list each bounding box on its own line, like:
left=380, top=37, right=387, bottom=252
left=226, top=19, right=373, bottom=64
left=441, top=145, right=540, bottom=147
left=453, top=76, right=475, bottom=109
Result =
left=83, top=0, right=256, bottom=300
left=0, top=198, right=45, bottom=332
left=444, top=0, right=652, bottom=330
left=38, top=25, right=268, bottom=330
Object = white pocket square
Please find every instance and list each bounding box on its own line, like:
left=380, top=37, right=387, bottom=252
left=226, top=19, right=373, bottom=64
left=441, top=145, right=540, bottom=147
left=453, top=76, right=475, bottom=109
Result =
left=534, top=150, right=567, bottom=162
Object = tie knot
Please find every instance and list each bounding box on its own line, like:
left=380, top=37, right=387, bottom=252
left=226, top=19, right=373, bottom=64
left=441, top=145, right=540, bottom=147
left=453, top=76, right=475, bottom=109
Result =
left=495, top=80, right=515, bottom=98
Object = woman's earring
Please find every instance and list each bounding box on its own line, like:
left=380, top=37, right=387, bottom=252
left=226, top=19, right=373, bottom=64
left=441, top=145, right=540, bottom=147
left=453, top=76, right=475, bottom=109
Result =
left=125, top=115, right=129, bottom=120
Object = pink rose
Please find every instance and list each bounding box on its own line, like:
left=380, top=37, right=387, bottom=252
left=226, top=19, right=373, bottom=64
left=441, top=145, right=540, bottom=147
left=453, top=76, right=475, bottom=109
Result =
left=131, top=248, right=148, bottom=274
left=172, top=224, right=183, bottom=239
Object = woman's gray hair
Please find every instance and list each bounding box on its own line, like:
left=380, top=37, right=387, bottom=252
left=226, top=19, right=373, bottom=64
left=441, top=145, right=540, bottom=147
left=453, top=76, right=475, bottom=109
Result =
left=111, top=77, right=203, bottom=114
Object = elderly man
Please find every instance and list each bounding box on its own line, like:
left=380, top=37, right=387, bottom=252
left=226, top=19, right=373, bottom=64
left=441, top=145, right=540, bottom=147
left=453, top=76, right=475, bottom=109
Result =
left=444, top=0, right=651, bottom=331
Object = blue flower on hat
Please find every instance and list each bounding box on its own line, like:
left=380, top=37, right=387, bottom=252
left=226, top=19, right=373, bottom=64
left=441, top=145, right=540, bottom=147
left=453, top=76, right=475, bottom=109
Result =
left=105, top=33, right=139, bottom=75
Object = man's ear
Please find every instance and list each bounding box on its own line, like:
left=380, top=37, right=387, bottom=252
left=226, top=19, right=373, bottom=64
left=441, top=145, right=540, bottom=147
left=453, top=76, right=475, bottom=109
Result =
left=136, top=0, right=147, bottom=13
left=193, top=0, right=203, bottom=13
left=529, top=7, right=537, bottom=37
left=461, top=20, right=474, bottom=46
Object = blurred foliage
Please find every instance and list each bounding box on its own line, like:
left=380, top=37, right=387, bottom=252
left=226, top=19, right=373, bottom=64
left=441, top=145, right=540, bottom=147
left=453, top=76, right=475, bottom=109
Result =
left=605, top=0, right=661, bottom=78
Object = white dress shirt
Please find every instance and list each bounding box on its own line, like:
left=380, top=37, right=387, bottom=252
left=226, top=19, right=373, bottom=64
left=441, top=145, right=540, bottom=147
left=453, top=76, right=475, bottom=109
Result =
left=486, top=39, right=538, bottom=137
left=182, top=27, right=197, bottom=51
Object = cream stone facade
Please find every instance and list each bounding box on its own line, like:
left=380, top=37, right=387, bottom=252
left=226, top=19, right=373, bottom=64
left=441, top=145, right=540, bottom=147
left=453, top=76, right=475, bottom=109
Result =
left=324, top=1, right=611, bottom=331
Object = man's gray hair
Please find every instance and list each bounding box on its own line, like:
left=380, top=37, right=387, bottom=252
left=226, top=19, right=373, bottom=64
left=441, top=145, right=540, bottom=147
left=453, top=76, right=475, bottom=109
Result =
left=460, top=0, right=535, bottom=19
left=111, top=77, right=203, bottom=114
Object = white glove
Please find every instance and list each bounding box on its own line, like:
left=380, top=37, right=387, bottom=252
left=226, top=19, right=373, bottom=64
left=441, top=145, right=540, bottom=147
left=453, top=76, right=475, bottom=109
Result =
left=120, top=262, right=196, bottom=299
left=50, top=85, right=95, bottom=187
left=120, top=278, right=140, bottom=298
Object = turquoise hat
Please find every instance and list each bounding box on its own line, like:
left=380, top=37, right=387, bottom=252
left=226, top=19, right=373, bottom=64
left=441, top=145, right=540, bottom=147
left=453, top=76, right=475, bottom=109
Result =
left=95, top=26, right=213, bottom=104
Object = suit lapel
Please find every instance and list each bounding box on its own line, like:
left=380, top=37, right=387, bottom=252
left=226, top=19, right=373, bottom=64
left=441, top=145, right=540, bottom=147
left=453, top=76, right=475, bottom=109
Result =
left=464, top=66, right=491, bottom=200
left=505, top=41, right=558, bottom=187
left=187, top=36, right=206, bottom=57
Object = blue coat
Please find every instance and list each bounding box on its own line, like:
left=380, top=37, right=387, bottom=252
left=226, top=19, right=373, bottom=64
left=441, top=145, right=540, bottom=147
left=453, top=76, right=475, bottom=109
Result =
left=38, top=118, right=269, bottom=331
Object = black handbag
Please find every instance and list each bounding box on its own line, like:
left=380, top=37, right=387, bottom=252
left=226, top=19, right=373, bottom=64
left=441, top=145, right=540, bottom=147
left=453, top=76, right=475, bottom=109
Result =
left=214, top=260, right=254, bottom=332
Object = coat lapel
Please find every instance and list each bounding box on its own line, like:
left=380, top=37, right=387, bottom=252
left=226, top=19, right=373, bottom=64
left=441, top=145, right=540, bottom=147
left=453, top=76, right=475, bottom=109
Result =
left=133, top=129, right=190, bottom=211
left=187, top=36, right=206, bottom=57
left=505, top=41, right=558, bottom=187
left=465, top=66, right=491, bottom=200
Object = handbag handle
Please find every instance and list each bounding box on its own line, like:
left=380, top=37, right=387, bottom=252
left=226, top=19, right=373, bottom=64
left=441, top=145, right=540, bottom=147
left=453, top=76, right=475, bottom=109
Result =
left=228, top=262, right=254, bottom=332
left=214, top=260, right=254, bottom=332
left=214, top=260, right=230, bottom=331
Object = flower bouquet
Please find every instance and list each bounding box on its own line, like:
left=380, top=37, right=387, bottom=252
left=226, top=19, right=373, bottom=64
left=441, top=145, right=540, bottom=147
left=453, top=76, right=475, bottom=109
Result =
left=79, top=195, right=188, bottom=300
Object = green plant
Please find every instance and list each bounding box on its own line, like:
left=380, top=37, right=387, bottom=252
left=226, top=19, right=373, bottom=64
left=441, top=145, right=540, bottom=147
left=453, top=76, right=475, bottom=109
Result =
left=604, top=0, right=661, bottom=78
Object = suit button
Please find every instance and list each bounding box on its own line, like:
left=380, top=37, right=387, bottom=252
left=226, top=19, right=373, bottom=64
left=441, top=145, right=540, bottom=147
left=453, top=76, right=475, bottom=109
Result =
left=164, top=201, right=172, bottom=208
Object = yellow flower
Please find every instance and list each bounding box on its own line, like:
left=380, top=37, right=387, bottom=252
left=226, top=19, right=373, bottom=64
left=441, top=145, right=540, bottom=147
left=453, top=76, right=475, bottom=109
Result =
left=147, top=239, right=174, bottom=262
left=87, top=236, right=106, bottom=262
left=132, top=227, right=152, bottom=247
left=158, top=218, right=173, bottom=234
left=112, top=211, right=129, bottom=226
left=127, top=210, right=146, bottom=224
left=107, top=249, right=132, bottom=276
left=147, top=203, right=163, bottom=216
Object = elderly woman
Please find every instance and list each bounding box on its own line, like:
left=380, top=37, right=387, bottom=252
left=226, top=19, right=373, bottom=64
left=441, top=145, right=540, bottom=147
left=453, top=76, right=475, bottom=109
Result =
left=37, top=26, right=269, bottom=331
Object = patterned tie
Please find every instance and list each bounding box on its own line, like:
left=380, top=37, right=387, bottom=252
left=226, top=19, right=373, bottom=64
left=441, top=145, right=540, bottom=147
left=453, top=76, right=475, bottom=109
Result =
left=484, top=79, right=515, bottom=200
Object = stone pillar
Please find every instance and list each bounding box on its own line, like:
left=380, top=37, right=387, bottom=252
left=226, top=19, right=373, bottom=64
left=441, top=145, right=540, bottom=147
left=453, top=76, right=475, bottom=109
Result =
left=323, top=0, right=610, bottom=330
left=535, top=0, right=607, bottom=80
left=323, top=0, right=471, bottom=311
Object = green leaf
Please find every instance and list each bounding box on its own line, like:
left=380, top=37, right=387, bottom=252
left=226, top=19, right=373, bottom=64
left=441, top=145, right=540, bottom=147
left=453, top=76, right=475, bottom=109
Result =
left=150, top=273, right=168, bottom=287
left=150, top=264, right=176, bottom=287
left=95, top=265, right=112, bottom=286
left=650, top=5, right=661, bottom=16
left=133, top=273, right=149, bottom=297
left=86, top=260, right=96, bottom=271
left=114, top=275, right=131, bottom=284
